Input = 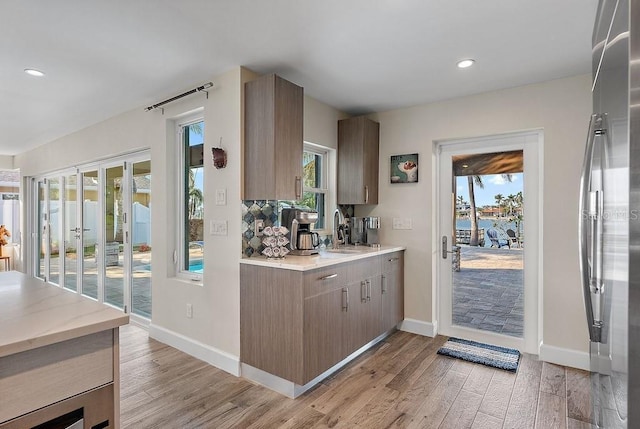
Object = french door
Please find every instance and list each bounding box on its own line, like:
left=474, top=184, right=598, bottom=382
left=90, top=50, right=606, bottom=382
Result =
left=33, top=152, right=151, bottom=320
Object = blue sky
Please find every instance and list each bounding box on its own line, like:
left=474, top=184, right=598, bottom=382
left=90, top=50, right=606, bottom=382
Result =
left=456, top=173, right=523, bottom=207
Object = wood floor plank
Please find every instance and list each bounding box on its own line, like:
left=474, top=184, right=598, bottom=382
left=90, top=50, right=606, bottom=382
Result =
left=535, top=391, right=566, bottom=429
left=462, top=364, right=495, bottom=396
left=405, top=369, right=468, bottom=429
left=346, top=386, right=400, bottom=428
left=385, top=335, right=447, bottom=392
left=567, top=417, right=596, bottom=429
left=566, top=368, right=594, bottom=424
left=470, top=412, right=503, bottom=429
left=438, top=389, right=483, bottom=429
left=503, top=371, right=541, bottom=429
left=540, top=362, right=566, bottom=396
left=449, top=358, right=478, bottom=376
left=478, top=370, right=517, bottom=419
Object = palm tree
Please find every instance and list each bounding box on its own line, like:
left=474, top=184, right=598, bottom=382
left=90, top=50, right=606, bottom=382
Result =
left=494, top=193, right=504, bottom=217
left=468, top=175, right=484, bottom=246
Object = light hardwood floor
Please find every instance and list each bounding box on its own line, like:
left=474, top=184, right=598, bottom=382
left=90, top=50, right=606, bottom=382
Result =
left=119, top=325, right=594, bottom=428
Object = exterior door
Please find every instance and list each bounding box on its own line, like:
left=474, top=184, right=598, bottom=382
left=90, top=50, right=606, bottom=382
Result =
left=437, top=132, right=540, bottom=354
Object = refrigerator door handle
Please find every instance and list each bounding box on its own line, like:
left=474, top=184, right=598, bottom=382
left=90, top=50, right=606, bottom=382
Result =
left=579, top=113, right=608, bottom=343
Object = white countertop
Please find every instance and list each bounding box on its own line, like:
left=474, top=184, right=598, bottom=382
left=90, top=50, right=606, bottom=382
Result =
left=0, top=271, right=129, bottom=358
left=240, top=245, right=405, bottom=271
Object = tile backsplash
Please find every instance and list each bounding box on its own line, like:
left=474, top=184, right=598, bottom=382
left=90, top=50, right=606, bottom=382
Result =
left=241, top=201, right=354, bottom=257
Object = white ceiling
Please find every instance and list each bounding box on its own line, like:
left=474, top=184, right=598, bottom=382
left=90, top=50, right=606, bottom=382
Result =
left=0, top=0, right=597, bottom=156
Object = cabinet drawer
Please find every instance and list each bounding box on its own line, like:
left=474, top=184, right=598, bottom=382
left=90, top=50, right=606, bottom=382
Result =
left=347, top=256, right=381, bottom=283
left=0, top=330, right=113, bottom=424
left=382, top=251, right=404, bottom=273
left=304, top=265, right=348, bottom=298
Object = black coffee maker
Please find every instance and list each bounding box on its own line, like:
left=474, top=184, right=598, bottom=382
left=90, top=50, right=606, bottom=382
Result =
left=281, top=207, right=320, bottom=255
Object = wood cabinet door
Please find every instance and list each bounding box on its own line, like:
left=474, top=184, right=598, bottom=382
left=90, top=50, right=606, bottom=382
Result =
left=337, top=116, right=379, bottom=205
left=363, top=119, right=380, bottom=204
left=244, top=74, right=303, bottom=200
left=382, top=253, right=404, bottom=332
left=343, top=280, right=371, bottom=355
left=303, top=287, right=346, bottom=383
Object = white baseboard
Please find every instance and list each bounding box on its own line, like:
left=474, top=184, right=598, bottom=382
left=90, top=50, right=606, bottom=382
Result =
left=149, top=323, right=240, bottom=376
left=399, top=318, right=437, bottom=337
left=539, top=342, right=590, bottom=371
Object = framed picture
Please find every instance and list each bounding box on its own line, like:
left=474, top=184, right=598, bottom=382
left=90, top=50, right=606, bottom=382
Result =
left=390, top=153, right=419, bottom=183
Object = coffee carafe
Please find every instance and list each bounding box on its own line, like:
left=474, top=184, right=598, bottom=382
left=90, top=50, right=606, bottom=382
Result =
left=281, top=207, right=319, bottom=255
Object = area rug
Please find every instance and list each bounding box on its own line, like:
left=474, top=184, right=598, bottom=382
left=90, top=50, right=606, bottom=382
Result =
left=437, top=337, right=520, bottom=372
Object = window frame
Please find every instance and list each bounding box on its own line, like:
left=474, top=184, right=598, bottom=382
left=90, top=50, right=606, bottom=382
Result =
left=303, top=142, right=331, bottom=233
left=176, top=114, right=205, bottom=282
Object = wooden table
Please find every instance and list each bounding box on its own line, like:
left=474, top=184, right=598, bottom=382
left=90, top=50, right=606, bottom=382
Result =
left=0, top=256, right=9, bottom=271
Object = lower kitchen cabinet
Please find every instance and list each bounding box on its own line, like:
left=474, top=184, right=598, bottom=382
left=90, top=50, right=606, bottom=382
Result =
left=240, top=250, right=404, bottom=386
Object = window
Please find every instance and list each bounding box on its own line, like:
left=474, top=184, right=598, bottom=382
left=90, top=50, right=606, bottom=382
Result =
left=301, top=144, right=328, bottom=230
left=179, top=118, right=204, bottom=278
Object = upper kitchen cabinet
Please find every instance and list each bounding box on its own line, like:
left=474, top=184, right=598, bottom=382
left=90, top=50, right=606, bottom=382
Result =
left=244, top=74, right=303, bottom=200
left=337, top=116, right=380, bottom=204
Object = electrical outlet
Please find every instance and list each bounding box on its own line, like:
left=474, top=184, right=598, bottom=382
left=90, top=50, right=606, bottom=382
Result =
left=255, top=219, right=265, bottom=236
left=210, top=220, right=228, bottom=235
left=392, top=218, right=413, bottom=230
left=186, top=303, right=193, bottom=318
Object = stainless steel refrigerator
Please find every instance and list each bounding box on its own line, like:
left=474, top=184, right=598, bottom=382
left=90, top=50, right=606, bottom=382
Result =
left=580, top=0, right=639, bottom=427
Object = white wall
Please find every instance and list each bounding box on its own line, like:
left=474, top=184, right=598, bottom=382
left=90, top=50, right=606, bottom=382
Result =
left=360, top=74, right=592, bottom=358
left=14, top=66, right=346, bottom=372
left=0, top=156, right=13, bottom=169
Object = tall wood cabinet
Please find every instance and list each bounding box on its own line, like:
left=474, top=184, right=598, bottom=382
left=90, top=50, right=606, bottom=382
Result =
left=244, top=73, right=303, bottom=200
left=337, top=116, right=380, bottom=204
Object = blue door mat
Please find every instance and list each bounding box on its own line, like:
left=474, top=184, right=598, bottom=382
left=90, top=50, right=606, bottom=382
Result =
left=437, top=337, right=520, bottom=372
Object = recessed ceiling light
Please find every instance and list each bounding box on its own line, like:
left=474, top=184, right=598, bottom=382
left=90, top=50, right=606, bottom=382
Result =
left=456, top=59, right=475, bottom=69
left=24, top=68, right=45, bottom=77
left=462, top=164, right=469, bottom=168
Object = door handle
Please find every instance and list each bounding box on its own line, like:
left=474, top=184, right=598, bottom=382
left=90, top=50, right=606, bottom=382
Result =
left=579, top=113, right=608, bottom=343
left=442, top=236, right=456, bottom=259
left=342, top=288, right=349, bottom=311
left=364, top=185, right=369, bottom=204
left=361, top=281, right=367, bottom=302
left=295, top=176, right=302, bottom=200
left=367, top=279, right=371, bottom=301
left=382, top=274, right=387, bottom=294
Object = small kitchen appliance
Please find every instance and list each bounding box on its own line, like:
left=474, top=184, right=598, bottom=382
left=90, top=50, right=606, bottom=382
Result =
left=349, top=217, right=365, bottom=245
left=281, top=207, right=319, bottom=255
left=364, top=216, right=381, bottom=247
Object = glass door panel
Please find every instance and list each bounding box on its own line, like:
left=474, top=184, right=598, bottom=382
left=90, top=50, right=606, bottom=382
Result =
left=131, top=160, right=152, bottom=318
left=81, top=170, right=99, bottom=300
left=48, top=178, right=60, bottom=285
left=64, top=174, right=79, bottom=291
left=36, top=180, right=46, bottom=280
left=104, top=166, right=125, bottom=310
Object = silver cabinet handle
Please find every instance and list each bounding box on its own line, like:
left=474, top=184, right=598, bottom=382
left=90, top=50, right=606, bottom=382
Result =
left=388, top=257, right=399, bottom=262
left=579, top=113, right=607, bottom=343
left=295, top=176, right=302, bottom=199
left=342, top=288, right=349, bottom=311
left=364, top=185, right=369, bottom=204
left=361, top=281, right=367, bottom=302
left=320, top=273, right=338, bottom=280
left=366, top=279, right=371, bottom=301
left=382, top=274, right=387, bottom=294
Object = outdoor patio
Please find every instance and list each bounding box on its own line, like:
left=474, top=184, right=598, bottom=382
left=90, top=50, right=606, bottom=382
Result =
left=452, top=246, right=524, bottom=337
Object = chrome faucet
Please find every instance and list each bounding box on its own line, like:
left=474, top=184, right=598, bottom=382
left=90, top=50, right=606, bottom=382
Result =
left=332, top=208, right=345, bottom=249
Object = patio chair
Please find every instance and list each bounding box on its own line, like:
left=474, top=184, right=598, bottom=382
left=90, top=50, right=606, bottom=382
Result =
left=506, top=229, right=519, bottom=248
left=487, top=228, right=510, bottom=249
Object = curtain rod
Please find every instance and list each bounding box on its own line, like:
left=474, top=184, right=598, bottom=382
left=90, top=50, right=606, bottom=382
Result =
left=145, top=82, right=214, bottom=112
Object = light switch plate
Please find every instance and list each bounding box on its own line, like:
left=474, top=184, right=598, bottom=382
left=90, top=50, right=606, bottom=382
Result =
left=392, top=218, right=413, bottom=230
left=215, top=189, right=227, bottom=205
left=210, top=220, right=228, bottom=235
